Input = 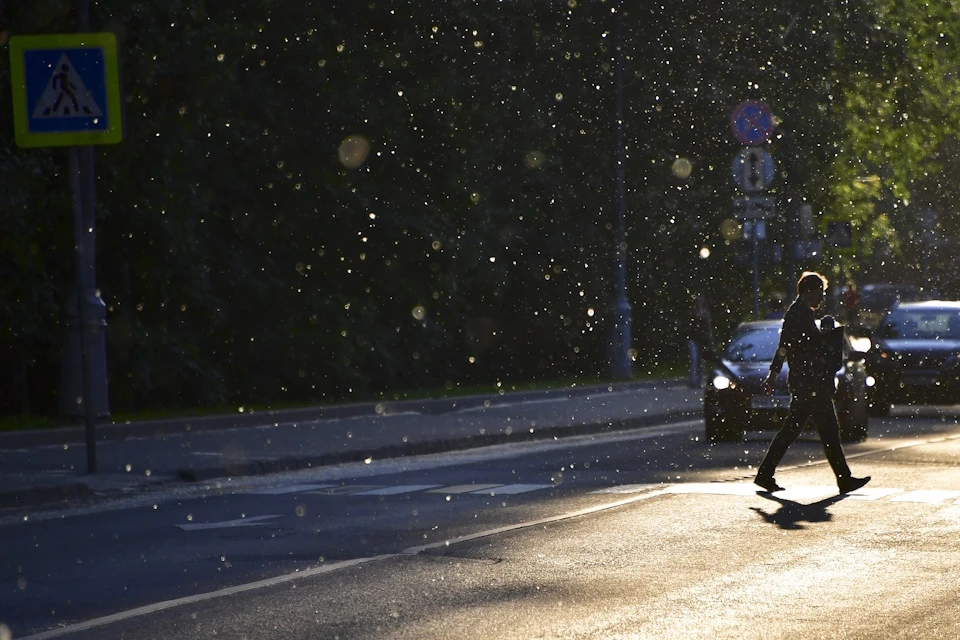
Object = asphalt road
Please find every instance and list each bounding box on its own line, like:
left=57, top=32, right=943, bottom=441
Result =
left=4, top=406, right=960, bottom=639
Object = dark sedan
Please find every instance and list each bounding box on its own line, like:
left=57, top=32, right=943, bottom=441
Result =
left=704, top=320, right=870, bottom=443
left=866, top=301, right=960, bottom=415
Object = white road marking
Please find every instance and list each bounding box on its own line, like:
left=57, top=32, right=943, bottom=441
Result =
left=353, top=484, right=443, bottom=495
left=590, top=483, right=663, bottom=495
left=889, top=490, right=960, bottom=504
left=176, top=515, right=281, bottom=531
left=843, top=487, right=903, bottom=501
left=472, top=483, right=554, bottom=495
left=426, top=484, right=503, bottom=494
left=242, top=483, right=334, bottom=495
left=770, top=485, right=837, bottom=501
left=664, top=482, right=759, bottom=497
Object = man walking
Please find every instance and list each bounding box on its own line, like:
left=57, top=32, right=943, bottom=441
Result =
left=754, top=271, right=870, bottom=495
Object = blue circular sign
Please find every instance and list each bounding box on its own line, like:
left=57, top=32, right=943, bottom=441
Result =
left=730, top=100, right=774, bottom=145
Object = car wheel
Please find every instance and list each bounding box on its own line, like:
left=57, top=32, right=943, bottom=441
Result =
left=705, top=415, right=743, bottom=442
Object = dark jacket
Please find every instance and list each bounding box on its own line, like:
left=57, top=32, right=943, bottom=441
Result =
left=769, top=298, right=832, bottom=394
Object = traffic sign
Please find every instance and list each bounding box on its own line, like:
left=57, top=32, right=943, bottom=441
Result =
left=732, top=195, right=775, bottom=220
left=730, top=100, right=774, bottom=145
left=9, top=33, right=123, bottom=147
left=823, top=217, right=856, bottom=254
left=731, top=147, right=775, bottom=193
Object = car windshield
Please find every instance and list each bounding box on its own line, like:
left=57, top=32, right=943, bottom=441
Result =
left=877, top=310, right=960, bottom=340
left=724, top=326, right=780, bottom=362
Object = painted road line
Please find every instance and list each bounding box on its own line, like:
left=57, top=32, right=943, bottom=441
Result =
left=177, top=515, right=281, bottom=531
left=242, top=483, right=335, bottom=495
left=665, top=482, right=759, bottom=497
left=843, top=487, right=903, bottom=501
left=590, top=483, right=663, bottom=495
left=771, top=485, right=837, bottom=501
left=426, top=484, right=504, bottom=494
left=353, top=485, right=443, bottom=496
left=471, top=484, right=554, bottom=496
left=889, top=490, right=960, bottom=504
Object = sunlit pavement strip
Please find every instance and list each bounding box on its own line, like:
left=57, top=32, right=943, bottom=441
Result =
left=889, top=489, right=960, bottom=504
left=654, top=483, right=960, bottom=505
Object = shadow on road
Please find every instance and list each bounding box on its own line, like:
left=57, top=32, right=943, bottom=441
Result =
left=750, top=493, right=847, bottom=530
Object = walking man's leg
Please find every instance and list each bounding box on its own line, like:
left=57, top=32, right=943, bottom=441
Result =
left=811, top=395, right=871, bottom=493
left=755, top=396, right=812, bottom=491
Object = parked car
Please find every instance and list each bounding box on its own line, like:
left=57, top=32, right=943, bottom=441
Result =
left=703, top=320, right=870, bottom=443
left=865, top=300, right=960, bottom=415
left=856, top=283, right=922, bottom=330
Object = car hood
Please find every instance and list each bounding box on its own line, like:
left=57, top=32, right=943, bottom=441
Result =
left=720, top=360, right=786, bottom=389
left=875, top=339, right=960, bottom=368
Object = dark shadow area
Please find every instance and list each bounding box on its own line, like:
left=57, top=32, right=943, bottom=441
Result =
left=750, top=493, right=847, bottom=530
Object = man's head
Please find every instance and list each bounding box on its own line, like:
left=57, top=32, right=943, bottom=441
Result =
left=797, top=271, right=827, bottom=309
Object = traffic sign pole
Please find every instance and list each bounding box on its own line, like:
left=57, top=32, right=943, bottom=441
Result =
left=10, top=28, right=122, bottom=474
left=730, top=101, right=775, bottom=320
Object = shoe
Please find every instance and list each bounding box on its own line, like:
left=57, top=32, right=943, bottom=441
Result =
left=838, top=476, right=871, bottom=494
left=754, top=475, right=784, bottom=492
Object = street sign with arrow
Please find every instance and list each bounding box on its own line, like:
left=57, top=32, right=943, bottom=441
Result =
left=731, top=147, right=775, bottom=193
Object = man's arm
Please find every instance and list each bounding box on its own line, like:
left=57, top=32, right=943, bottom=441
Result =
left=762, top=317, right=793, bottom=394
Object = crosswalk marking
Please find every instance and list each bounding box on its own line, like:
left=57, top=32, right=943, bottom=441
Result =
left=471, top=484, right=554, bottom=496
left=889, top=490, right=960, bottom=504
left=353, top=485, right=442, bottom=496
left=663, top=483, right=759, bottom=497
left=243, top=483, right=334, bottom=495
left=591, top=483, right=661, bottom=495
left=426, top=484, right=503, bottom=494
left=238, top=481, right=960, bottom=505
left=844, top=487, right=902, bottom=501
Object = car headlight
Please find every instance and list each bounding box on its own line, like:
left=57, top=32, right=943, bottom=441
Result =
left=712, top=375, right=733, bottom=390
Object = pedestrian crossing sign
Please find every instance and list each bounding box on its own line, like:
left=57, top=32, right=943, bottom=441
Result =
left=9, top=33, right=123, bottom=147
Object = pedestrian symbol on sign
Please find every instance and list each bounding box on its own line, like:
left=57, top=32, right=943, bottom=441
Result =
left=32, top=54, right=103, bottom=119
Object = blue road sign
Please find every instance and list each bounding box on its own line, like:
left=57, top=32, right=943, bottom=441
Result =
left=9, top=33, right=123, bottom=147
left=730, top=100, right=774, bottom=145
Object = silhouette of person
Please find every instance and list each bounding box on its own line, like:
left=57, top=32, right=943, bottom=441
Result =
left=754, top=271, right=870, bottom=495
left=48, top=63, right=85, bottom=115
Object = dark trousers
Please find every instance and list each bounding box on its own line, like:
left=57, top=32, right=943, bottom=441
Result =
left=757, top=389, right=852, bottom=482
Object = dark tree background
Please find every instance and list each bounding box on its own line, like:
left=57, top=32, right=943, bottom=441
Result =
left=2, top=0, right=958, bottom=418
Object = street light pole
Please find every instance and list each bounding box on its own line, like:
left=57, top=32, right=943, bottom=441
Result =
left=607, top=0, right=633, bottom=379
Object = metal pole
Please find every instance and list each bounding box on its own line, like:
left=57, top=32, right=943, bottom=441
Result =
left=608, top=0, right=633, bottom=379
left=753, top=227, right=760, bottom=320
left=78, top=0, right=100, bottom=473
left=70, top=147, right=97, bottom=473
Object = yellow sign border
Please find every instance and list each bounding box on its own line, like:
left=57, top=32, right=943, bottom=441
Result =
left=9, top=33, right=123, bottom=147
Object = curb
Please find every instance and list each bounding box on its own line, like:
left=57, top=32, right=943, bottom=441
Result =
left=0, top=379, right=687, bottom=449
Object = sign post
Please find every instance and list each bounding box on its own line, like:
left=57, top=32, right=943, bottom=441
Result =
left=730, top=101, right=775, bottom=319
left=9, top=33, right=123, bottom=474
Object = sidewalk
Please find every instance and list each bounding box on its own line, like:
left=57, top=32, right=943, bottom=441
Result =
left=0, top=379, right=703, bottom=511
